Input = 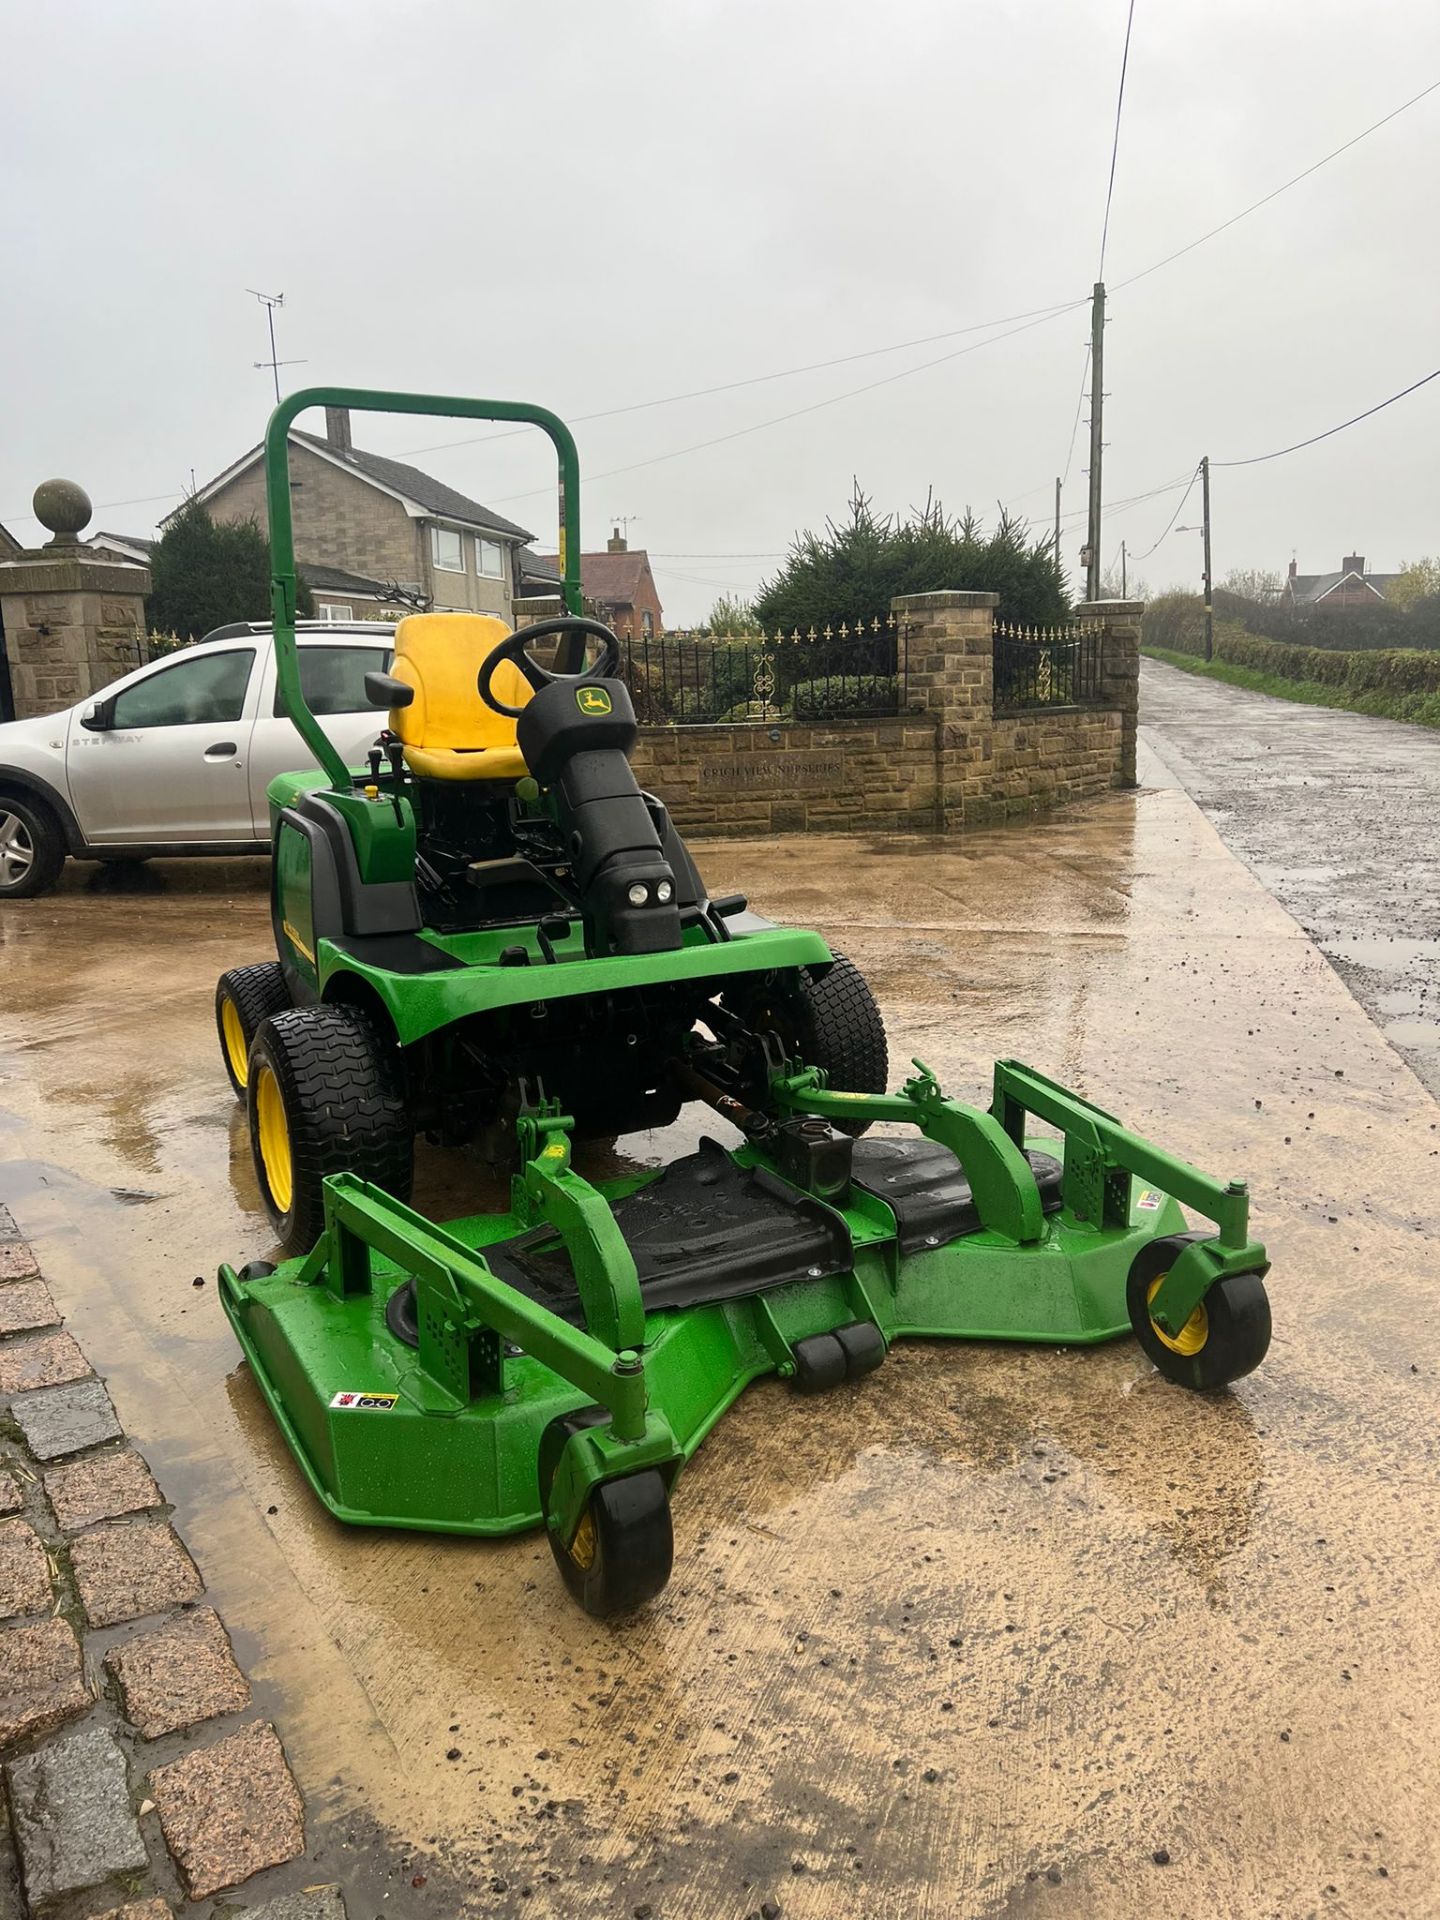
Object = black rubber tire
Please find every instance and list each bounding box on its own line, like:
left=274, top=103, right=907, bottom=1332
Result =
left=0, top=793, right=66, bottom=900
left=1127, top=1232, right=1272, bottom=1390
left=726, top=952, right=888, bottom=1136
left=246, top=1005, right=413, bottom=1256
left=216, top=963, right=291, bottom=1099
left=538, top=1407, right=674, bottom=1618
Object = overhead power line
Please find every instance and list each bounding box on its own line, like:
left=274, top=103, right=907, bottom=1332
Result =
left=1212, top=365, right=1440, bottom=468
left=1112, top=75, right=1440, bottom=292
left=1130, top=463, right=1202, bottom=558
left=1098, top=0, right=1139, bottom=278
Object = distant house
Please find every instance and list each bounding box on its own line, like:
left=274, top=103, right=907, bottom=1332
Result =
left=1285, top=553, right=1400, bottom=608
left=169, top=408, right=536, bottom=623
left=529, top=528, right=665, bottom=635
left=88, top=531, right=154, bottom=567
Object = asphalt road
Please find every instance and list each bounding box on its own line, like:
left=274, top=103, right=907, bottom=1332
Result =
left=1140, top=657, right=1440, bottom=1099
left=2, top=775, right=1438, bottom=1916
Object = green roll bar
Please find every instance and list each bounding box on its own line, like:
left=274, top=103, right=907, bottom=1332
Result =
left=263, top=386, right=583, bottom=792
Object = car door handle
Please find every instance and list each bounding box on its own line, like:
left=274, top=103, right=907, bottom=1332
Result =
left=203, top=741, right=238, bottom=759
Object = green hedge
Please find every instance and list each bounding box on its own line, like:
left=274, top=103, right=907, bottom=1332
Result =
left=1143, top=606, right=1440, bottom=698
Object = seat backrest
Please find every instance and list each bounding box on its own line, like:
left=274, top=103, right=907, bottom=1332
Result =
left=389, top=613, right=531, bottom=752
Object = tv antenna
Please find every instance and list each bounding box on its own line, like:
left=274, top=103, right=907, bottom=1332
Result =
left=610, top=514, right=641, bottom=536
left=247, top=289, right=307, bottom=403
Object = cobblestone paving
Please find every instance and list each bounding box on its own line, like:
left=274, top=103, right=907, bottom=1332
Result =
left=0, top=1203, right=345, bottom=1919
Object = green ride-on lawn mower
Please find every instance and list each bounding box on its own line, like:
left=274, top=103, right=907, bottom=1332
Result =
left=215, top=386, right=1273, bottom=1618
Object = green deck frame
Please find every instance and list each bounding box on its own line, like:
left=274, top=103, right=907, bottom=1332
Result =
left=218, top=1060, right=1266, bottom=1550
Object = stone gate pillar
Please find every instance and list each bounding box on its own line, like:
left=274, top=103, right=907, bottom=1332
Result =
left=1075, top=597, right=1143, bottom=787
left=0, top=480, right=151, bottom=719
left=891, top=589, right=1000, bottom=832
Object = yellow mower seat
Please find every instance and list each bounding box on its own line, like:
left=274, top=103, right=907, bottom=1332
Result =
left=388, top=612, right=532, bottom=781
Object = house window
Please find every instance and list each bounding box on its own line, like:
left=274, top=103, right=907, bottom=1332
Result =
left=641, top=610, right=654, bottom=636
left=431, top=526, right=464, bottom=573
left=319, top=603, right=353, bottom=623
left=476, top=537, right=504, bottom=579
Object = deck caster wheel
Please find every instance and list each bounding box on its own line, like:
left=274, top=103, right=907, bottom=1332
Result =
left=539, top=1408, right=674, bottom=1619
left=1127, top=1233, right=1271, bottom=1390
left=236, top=1260, right=276, bottom=1282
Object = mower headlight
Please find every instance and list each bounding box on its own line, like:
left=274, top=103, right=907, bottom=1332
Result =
left=656, top=879, right=674, bottom=903
left=627, top=883, right=649, bottom=907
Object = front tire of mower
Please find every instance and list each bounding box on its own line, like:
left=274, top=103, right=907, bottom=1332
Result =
left=1127, top=1232, right=1271, bottom=1390
left=539, top=1409, right=674, bottom=1619
left=216, top=963, right=290, bottom=1099
left=726, top=952, right=888, bottom=1136
left=246, top=1005, right=413, bottom=1255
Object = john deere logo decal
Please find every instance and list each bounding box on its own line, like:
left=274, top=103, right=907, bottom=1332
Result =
left=577, top=686, right=612, bottom=715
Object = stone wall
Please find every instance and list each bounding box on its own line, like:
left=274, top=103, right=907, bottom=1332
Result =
left=632, top=591, right=1142, bottom=838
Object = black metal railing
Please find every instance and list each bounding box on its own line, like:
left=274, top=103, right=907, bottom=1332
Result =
left=619, top=618, right=905, bottom=726
left=992, top=620, right=1103, bottom=710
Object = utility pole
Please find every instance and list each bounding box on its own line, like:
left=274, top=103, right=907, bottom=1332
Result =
left=1201, top=454, right=1213, bottom=661
left=1054, top=477, right=1061, bottom=572
left=1120, top=539, right=1127, bottom=599
left=1085, top=282, right=1105, bottom=602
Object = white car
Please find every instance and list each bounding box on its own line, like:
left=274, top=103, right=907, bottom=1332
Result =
left=0, top=621, right=395, bottom=898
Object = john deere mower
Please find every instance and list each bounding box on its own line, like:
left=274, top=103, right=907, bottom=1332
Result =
left=216, top=387, right=1272, bottom=1618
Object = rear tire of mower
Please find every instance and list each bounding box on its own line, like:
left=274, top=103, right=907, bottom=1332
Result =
left=246, top=1005, right=413, bottom=1256
left=725, top=952, right=888, bottom=1137
left=1127, top=1232, right=1271, bottom=1390
left=216, top=963, right=290, bottom=1099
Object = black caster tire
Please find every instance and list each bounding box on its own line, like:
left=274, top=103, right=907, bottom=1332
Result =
left=0, top=793, right=66, bottom=899
left=539, top=1408, right=674, bottom=1619
left=216, top=963, right=291, bottom=1099
left=236, top=1260, right=277, bottom=1282
left=1127, top=1232, right=1271, bottom=1390
left=247, top=1005, right=413, bottom=1255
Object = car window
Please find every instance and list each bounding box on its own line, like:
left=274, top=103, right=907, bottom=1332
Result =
left=110, top=649, right=255, bottom=729
left=276, top=645, right=392, bottom=718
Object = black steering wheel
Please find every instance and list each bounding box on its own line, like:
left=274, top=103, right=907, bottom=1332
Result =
left=477, top=617, right=622, bottom=719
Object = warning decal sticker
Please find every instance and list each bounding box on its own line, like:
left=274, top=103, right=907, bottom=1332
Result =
left=329, top=1391, right=399, bottom=1411
left=1135, top=1189, right=1164, bottom=1212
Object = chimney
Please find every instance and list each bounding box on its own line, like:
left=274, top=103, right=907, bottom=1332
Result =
left=1287, top=558, right=1297, bottom=582
left=607, top=526, right=627, bottom=552
left=1342, top=552, right=1365, bottom=577
left=324, top=407, right=353, bottom=454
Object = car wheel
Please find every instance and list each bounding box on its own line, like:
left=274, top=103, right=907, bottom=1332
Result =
left=0, top=795, right=66, bottom=900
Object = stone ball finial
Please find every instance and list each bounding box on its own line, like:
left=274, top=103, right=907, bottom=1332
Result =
left=32, top=478, right=93, bottom=542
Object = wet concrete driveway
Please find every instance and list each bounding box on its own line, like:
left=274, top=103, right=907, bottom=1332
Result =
left=1, top=771, right=1438, bottom=1918
left=1142, top=657, right=1440, bottom=1099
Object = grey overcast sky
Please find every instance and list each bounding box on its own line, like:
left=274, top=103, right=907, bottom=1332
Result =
left=2, top=0, right=1437, bottom=621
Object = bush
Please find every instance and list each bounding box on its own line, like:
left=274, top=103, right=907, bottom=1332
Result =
left=1147, top=617, right=1440, bottom=699
left=789, top=675, right=899, bottom=719
left=1141, top=592, right=1206, bottom=656
left=147, top=500, right=313, bottom=641
left=755, top=486, right=1069, bottom=632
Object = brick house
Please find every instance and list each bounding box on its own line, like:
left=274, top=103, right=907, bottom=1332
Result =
left=1285, top=553, right=1400, bottom=608
left=528, top=528, right=665, bottom=635
left=170, top=408, right=536, bottom=623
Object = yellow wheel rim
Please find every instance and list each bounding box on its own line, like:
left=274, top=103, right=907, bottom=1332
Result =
left=254, top=1066, right=294, bottom=1215
left=1147, top=1274, right=1208, bottom=1356
left=221, top=997, right=249, bottom=1087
